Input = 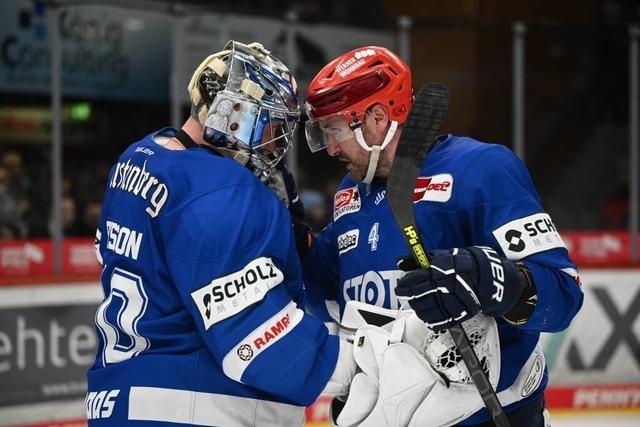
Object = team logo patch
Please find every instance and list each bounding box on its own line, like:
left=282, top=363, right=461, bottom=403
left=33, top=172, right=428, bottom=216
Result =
left=492, top=213, right=567, bottom=260
left=334, top=186, right=361, bottom=221
left=521, top=355, right=544, bottom=397
left=190, top=257, right=283, bottom=330
left=413, top=174, right=453, bottom=203
left=338, top=229, right=359, bottom=255
left=237, top=344, right=253, bottom=361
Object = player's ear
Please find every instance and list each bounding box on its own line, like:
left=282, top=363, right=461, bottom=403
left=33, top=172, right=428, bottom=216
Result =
left=367, top=104, right=390, bottom=132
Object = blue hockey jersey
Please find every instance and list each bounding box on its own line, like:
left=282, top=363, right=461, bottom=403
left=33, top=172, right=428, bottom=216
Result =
left=86, top=128, right=339, bottom=426
left=303, top=134, right=584, bottom=425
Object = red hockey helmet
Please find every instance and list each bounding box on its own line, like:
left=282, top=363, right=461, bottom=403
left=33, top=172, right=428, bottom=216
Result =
left=305, top=46, right=412, bottom=152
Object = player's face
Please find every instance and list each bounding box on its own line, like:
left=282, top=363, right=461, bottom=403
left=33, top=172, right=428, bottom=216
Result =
left=318, top=117, right=365, bottom=180
left=324, top=115, right=392, bottom=180
left=258, top=121, right=284, bottom=156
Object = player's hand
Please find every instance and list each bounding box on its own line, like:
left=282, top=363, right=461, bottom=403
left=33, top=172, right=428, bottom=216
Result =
left=394, top=246, right=526, bottom=331
left=267, top=161, right=313, bottom=259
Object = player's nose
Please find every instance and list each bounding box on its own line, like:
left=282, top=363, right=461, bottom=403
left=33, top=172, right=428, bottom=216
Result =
left=326, top=137, right=340, bottom=157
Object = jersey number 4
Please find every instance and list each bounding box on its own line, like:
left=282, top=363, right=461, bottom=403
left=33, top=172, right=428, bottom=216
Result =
left=95, top=268, right=150, bottom=365
left=368, top=222, right=380, bottom=251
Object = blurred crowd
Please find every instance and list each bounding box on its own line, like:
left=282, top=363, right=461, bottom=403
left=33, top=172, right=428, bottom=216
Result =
left=0, top=149, right=110, bottom=241
left=0, top=144, right=631, bottom=242
left=0, top=148, right=336, bottom=242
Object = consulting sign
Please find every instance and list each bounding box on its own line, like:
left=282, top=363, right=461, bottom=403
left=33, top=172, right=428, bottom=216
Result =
left=0, top=1, right=171, bottom=101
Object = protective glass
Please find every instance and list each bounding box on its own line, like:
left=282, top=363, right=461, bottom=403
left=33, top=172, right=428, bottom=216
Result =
left=304, top=114, right=355, bottom=153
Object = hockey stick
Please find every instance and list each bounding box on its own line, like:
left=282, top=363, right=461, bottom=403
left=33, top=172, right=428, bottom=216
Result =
left=386, top=83, right=510, bottom=427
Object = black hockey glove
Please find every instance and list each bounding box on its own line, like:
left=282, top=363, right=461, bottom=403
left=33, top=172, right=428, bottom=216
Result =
left=267, top=162, right=312, bottom=260
left=395, top=246, right=535, bottom=331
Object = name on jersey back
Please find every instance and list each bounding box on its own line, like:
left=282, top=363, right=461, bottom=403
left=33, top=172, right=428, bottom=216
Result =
left=109, top=159, right=168, bottom=218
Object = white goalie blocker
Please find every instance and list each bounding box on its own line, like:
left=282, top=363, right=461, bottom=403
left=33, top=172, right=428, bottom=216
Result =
left=331, top=301, right=501, bottom=427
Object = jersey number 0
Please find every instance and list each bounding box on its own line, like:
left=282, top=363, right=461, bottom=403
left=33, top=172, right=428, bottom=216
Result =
left=95, top=268, right=150, bottom=365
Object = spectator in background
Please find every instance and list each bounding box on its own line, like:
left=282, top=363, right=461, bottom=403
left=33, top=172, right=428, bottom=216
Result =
left=299, top=189, right=331, bottom=234
left=1, top=151, right=30, bottom=218
left=79, top=199, right=102, bottom=236
left=76, top=160, right=111, bottom=207
left=600, top=173, right=629, bottom=229
left=0, top=166, right=25, bottom=240
left=61, top=196, right=81, bottom=237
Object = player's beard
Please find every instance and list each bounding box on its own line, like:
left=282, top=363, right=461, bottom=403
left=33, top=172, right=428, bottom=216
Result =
left=342, top=156, right=367, bottom=181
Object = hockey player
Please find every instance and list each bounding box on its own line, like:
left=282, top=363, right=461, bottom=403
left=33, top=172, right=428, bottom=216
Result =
left=85, top=41, right=357, bottom=426
left=303, top=46, right=584, bottom=426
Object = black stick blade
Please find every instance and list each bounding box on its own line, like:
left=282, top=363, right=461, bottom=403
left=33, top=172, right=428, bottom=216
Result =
left=387, top=83, right=450, bottom=231
left=395, top=83, right=450, bottom=168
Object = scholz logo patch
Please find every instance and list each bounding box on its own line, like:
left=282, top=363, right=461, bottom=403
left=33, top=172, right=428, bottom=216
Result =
left=191, top=257, right=284, bottom=330
left=493, top=213, right=567, bottom=260
left=334, top=186, right=361, bottom=221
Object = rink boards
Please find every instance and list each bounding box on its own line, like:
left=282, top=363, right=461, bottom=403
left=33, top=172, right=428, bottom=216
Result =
left=0, top=268, right=638, bottom=426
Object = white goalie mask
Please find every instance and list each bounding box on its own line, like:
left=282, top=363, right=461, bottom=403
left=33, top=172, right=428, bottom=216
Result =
left=188, top=41, right=300, bottom=182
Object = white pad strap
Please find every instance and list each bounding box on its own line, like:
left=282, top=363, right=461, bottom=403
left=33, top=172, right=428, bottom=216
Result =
left=353, top=121, right=399, bottom=152
left=240, top=79, right=265, bottom=100
left=354, top=121, right=399, bottom=185
left=362, top=145, right=381, bottom=185
left=209, top=57, right=227, bottom=77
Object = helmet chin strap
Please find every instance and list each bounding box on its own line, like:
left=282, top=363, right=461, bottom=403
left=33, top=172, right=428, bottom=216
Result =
left=354, top=120, right=399, bottom=185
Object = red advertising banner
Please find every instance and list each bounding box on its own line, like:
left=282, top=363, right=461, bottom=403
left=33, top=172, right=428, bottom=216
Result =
left=0, top=239, right=100, bottom=283
left=1, top=232, right=638, bottom=282
left=562, top=231, right=640, bottom=267
left=545, top=384, right=640, bottom=410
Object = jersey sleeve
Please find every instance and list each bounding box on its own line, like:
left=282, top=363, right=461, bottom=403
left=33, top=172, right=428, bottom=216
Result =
left=457, top=144, right=584, bottom=332
left=302, top=222, right=341, bottom=322
left=165, top=182, right=339, bottom=406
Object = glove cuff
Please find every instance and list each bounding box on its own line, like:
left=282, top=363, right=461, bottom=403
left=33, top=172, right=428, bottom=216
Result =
left=502, top=263, right=537, bottom=325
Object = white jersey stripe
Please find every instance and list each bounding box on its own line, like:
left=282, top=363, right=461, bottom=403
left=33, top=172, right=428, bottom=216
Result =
left=128, top=386, right=304, bottom=426
left=223, top=301, right=304, bottom=382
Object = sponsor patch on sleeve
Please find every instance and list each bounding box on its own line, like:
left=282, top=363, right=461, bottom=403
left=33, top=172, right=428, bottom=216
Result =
left=190, top=257, right=284, bottom=330
left=413, top=173, right=453, bottom=203
left=492, top=213, right=567, bottom=260
left=337, top=229, right=359, bottom=255
left=222, top=301, right=303, bottom=381
left=334, top=186, right=361, bottom=221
